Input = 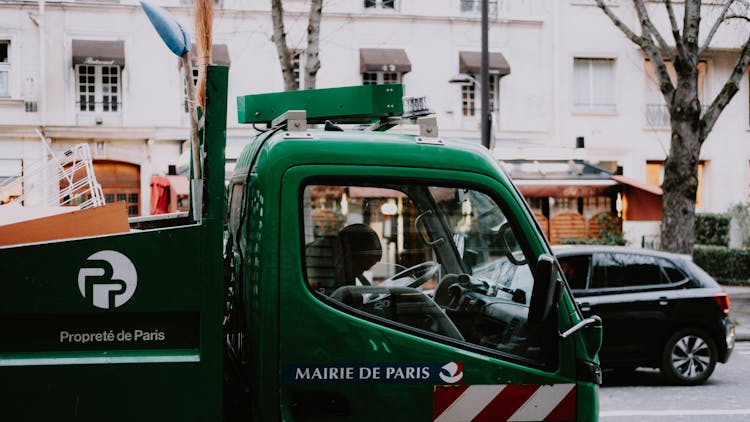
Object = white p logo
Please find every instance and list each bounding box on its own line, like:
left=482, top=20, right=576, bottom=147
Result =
left=78, top=250, right=137, bottom=309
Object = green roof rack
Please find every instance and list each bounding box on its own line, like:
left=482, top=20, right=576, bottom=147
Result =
left=237, top=84, right=404, bottom=126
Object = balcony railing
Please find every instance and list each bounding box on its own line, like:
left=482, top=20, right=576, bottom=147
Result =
left=645, top=103, right=670, bottom=128
left=645, top=103, right=708, bottom=129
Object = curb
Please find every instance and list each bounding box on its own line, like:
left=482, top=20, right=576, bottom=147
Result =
left=722, top=285, right=750, bottom=342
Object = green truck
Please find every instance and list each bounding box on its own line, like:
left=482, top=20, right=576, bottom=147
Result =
left=0, top=66, right=602, bottom=421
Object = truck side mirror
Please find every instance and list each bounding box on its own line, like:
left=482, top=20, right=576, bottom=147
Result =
left=528, top=254, right=559, bottom=324
left=499, top=222, right=527, bottom=265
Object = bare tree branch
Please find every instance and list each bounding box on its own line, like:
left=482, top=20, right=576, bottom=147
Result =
left=593, top=0, right=675, bottom=98
left=724, top=14, right=750, bottom=22
left=664, top=0, right=687, bottom=60
left=699, top=0, right=736, bottom=56
left=303, top=0, right=323, bottom=90
left=682, top=0, right=701, bottom=55
left=643, top=29, right=676, bottom=99
left=593, top=0, right=643, bottom=46
left=634, top=0, right=674, bottom=59
left=634, top=1, right=676, bottom=98
left=700, top=32, right=750, bottom=140
left=271, top=0, right=297, bottom=90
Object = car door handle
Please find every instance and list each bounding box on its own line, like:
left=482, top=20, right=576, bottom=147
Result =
left=659, top=296, right=668, bottom=306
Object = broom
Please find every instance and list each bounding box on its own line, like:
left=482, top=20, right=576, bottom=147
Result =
left=188, top=0, right=213, bottom=209
left=194, top=0, right=214, bottom=110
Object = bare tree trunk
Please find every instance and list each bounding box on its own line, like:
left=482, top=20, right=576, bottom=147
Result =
left=661, top=123, right=701, bottom=254
left=661, top=35, right=703, bottom=254
left=304, top=0, right=323, bottom=90
left=270, top=0, right=297, bottom=90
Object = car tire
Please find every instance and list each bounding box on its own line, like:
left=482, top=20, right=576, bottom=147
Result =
left=660, top=328, right=717, bottom=386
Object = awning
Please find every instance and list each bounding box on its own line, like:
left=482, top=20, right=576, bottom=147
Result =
left=611, top=175, right=662, bottom=195
left=459, top=51, right=510, bottom=76
left=359, top=48, right=412, bottom=73
left=72, top=40, right=125, bottom=66
left=516, top=180, right=617, bottom=198
left=611, top=175, right=662, bottom=221
left=190, top=43, right=231, bottom=66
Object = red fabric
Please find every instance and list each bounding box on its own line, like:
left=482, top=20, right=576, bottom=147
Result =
left=150, top=175, right=170, bottom=214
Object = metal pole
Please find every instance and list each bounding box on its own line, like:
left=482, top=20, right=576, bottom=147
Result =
left=481, top=0, right=490, bottom=149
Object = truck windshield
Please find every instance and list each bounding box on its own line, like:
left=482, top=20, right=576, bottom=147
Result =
left=302, top=182, right=547, bottom=364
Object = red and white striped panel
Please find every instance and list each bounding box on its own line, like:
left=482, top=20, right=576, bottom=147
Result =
left=433, top=384, right=576, bottom=422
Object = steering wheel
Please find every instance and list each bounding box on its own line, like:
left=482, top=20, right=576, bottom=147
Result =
left=381, top=261, right=440, bottom=288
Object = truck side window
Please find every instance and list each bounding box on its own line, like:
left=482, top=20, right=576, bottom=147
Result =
left=301, top=182, right=550, bottom=365
left=228, top=183, right=244, bottom=239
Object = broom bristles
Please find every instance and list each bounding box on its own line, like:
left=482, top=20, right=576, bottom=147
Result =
left=195, top=0, right=214, bottom=109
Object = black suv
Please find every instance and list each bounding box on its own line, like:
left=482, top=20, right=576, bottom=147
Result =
left=554, top=245, right=734, bottom=385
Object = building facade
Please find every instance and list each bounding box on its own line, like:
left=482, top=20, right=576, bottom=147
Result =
left=1, top=0, right=748, bottom=245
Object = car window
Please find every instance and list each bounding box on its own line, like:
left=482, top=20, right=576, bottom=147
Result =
left=660, top=258, right=688, bottom=284
left=558, top=255, right=590, bottom=290
left=592, top=252, right=663, bottom=288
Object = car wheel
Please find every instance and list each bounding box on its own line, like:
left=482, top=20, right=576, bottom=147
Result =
left=660, top=328, right=717, bottom=386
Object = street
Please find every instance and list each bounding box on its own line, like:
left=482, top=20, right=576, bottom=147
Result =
left=599, top=341, right=750, bottom=420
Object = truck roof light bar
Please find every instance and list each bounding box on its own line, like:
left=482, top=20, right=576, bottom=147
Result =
left=237, top=84, right=404, bottom=126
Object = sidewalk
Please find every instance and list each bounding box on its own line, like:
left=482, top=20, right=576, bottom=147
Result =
left=723, top=284, right=750, bottom=342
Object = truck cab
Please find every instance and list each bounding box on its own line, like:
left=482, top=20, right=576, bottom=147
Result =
left=225, top=84, right=602, bottom=421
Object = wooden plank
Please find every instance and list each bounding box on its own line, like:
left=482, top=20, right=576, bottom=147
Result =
left=0, top=202, right=130, bottom=247
left=549, top=211, right=585, bottom=244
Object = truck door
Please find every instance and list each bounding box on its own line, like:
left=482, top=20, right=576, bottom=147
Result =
left=278, top=167, right=583, bottom=422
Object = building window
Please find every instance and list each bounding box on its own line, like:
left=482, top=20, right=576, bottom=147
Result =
left=359, top=48, right=411, bottom=87
left=362, top=71, right=401, bottom=85
left=459, top=74, right=498, bottom=117
left=644, top=60, right=706, bottom=128
left=646, top=160, right=704, bottom=208
left=460, top=0, right=498, bottom=16
left=0, top=40, right=10, bottom=98
left=364, top=0, right=395, bottom=9
left=76, top=64, right=121, bottom=113
left=573, top=57, right=615, bottom=113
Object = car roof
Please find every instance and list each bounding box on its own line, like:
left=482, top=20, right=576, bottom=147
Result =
left=551, top=245, right=692, bottom=261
